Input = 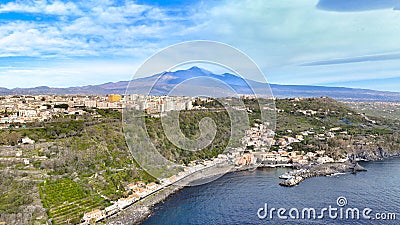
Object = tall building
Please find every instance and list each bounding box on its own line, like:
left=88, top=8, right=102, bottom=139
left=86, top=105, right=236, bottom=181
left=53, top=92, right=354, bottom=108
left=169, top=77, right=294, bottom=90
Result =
left=108, top=94, right=122, bottom=103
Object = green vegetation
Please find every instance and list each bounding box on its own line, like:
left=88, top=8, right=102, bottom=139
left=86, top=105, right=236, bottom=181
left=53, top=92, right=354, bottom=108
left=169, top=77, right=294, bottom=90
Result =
left=0, top=118, right=85, bottom=143
left=0, top=182, right=33, bottom=214
left=0, top=130, right=22, bottom=145
left=0, top=168, right=42, bottom=225
left=344, top=102, right=400, bottom=121
left=48, top=122, right=155, bottom=201
left=39, top=179, right=108, bottom=224
left=54, top=104, right=69, bottom=109
left=272, top=97, right=400, bottom=157
left=1, top=113, right=155, bottom=224
left=1, top=97, right=399, bottom=225
left=96, top=108, right=122, bottom=119
left=145, top=110, right=234, bottom=164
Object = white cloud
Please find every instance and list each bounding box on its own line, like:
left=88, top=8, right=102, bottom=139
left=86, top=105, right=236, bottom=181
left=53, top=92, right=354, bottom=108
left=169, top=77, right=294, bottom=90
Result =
left=0, top=21, right=94, bottom=57
left=0, top=0, right=194, bottom=58
left=0, top=0, right=399, bottom=89
left=0, top=0, right=82, bottom=15
left=2, top=0, right=399, bottom=64
left=0, top=1, right=38, bottom=13
left=45, top=1, right=81, bottom=15
left=179, top=0, right=400, bottom=87
left=193, top=0, right=400, bottom=66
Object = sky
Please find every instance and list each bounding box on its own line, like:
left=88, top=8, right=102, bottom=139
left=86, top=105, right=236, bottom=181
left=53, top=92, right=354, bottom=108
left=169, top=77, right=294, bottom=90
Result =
left=0, top=0, right=399, bottom=92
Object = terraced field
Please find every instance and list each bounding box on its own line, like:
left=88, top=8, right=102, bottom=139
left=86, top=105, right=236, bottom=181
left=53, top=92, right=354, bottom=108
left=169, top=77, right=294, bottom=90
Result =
left=39, top=179, right=109, bottom=224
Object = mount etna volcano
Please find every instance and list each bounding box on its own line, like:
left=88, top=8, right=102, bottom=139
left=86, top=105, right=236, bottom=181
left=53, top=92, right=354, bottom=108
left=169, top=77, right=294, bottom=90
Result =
left=1, top=66, right=399, bottom=101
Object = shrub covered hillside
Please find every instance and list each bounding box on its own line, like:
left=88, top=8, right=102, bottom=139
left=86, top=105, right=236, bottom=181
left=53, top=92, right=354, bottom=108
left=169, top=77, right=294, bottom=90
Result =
left=273, top=97, right=400, bottom=158
left=0, top=112, right=153, bottom=224
left=0, top=97, right=399, bottom=224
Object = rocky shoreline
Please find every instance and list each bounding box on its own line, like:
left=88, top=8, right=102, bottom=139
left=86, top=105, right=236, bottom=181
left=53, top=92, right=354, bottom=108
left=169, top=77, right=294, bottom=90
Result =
left=105, top=164, right=244, bottom=225
left=351, top=148, right=400, bottom=161
left=105, top=184, right=183, bottom=225
left=105, top=150, right=400, bottom=224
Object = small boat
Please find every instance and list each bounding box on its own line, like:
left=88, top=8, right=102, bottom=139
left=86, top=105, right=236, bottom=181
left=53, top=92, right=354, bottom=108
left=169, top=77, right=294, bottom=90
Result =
left=326, top=172, right=346, bottom=177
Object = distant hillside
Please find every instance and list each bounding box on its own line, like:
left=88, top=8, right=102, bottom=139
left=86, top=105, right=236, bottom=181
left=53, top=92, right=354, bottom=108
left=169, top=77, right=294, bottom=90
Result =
left=1, top=66, right=399, bottom=101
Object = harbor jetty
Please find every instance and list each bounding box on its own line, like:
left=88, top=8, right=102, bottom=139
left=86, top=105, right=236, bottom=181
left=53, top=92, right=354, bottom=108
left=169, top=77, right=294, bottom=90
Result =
left=279, top=162, right=367, bottom=187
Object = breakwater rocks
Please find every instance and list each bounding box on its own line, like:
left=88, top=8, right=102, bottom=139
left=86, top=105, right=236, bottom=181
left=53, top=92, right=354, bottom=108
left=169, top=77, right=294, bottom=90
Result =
left=352, top=149, right=400, bottom=161
left=279, top=176, right=304, bottom=187
left=279, top=162, right=367, bottom=187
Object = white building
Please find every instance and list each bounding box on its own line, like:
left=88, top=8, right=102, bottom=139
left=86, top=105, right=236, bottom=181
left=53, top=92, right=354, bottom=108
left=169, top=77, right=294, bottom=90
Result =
left=21, top=137, right=35, bottom=144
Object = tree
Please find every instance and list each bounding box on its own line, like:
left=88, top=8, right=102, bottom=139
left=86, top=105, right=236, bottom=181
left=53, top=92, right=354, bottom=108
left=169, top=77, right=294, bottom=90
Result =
left=54, top=104, right=69, bottom=109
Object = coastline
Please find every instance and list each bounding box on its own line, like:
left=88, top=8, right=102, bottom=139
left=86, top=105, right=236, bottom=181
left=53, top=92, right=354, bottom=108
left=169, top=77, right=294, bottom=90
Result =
left=105, top=184, right=183, bottom=225
left=279, top=149, right=400, bottom=187
left=105, top=164, right=249, bottom=225
left=105, top=150, right=400, bottom=225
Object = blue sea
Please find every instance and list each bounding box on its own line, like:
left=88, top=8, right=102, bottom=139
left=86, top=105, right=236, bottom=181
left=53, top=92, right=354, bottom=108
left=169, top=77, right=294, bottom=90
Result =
left=142, top=158, right=400, bottom=225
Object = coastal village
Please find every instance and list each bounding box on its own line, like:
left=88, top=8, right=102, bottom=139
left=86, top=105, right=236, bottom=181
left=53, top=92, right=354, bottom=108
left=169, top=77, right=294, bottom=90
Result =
left=0, top=94, right=396, bottom=224
left=76, top=97, right=357, bottom=224
left=79, top=115, right=356, bottom=224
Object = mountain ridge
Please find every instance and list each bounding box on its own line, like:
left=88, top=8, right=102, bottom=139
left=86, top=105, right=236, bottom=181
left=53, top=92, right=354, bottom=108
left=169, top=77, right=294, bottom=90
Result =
left=1, top=66, right=399, bottom=101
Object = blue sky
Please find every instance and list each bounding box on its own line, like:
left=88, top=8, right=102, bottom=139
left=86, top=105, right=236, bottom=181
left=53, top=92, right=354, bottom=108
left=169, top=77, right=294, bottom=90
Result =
left=0, top=0, right=399, bottom=92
